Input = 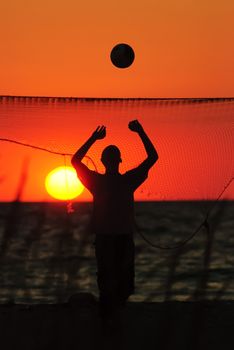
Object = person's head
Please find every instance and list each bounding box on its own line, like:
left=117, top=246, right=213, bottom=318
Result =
left=101, top=145, right=122, bottom=170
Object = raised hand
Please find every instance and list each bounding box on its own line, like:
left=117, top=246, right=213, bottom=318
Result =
left=128, top=120, right=144, bottom=133
left=92, top=125, right=106, bottom=140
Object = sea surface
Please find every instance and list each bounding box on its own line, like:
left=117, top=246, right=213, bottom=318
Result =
left=0, top=201, right=233, bottom=304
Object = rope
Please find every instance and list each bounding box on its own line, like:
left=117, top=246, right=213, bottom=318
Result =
left=136, top=176, right=233, bottom=249
left=1, top=137, right=233, bottom=250
left=0, top=138, right=98, bottom=171
left=136, top=220, right=205, bottom=250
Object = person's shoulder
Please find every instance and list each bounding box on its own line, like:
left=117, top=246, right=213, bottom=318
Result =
left=122, top=169, right=137, bottom=178
left=123, top=167, right=142, bottom=175
left=123, top=164, right=149, bottom=182
left=122, top=170, right=131, bottom=176
left=92, top=172, right=105, bottom=181
left=90, top=170, right=102, bottom=178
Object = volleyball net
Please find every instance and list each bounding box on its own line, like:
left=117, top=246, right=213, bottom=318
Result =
left=0, top=96, right=233, bottom=203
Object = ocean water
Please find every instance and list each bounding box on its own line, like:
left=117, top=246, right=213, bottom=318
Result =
left=0, top=201, right=233, bottom=304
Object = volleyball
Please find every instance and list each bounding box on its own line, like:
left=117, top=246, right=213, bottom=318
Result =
left=110, top=43, right=135, bottom=68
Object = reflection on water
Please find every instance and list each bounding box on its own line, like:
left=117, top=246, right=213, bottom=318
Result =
left=0, top=201, right=233, bottom=304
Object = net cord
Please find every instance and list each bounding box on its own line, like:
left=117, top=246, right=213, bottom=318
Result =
left=0, top=138, right=98, bottom=171
left=136, top=176, right=233, bottom=250
left=0, top=137, right=233, bottom=249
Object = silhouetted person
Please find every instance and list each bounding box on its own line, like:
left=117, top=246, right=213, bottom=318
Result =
left=71, top=120, right=158, bottom=320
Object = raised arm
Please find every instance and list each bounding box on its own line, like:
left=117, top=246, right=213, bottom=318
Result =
left=128, top=120, right=158, bottom=166
left=71, top=125, right=106, bottom=166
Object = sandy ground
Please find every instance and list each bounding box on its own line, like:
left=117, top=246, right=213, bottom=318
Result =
left=0, top=293, right=233, bottom=350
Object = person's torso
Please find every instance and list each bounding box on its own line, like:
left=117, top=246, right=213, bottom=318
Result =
left=91, top=173, right=135, bottom=235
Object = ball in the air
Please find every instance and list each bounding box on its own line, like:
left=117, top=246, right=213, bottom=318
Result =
left=110, top=43, right=135, bottom=68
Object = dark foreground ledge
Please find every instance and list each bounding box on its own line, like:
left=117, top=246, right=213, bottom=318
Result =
left=0, top=293, right=233, bottom=350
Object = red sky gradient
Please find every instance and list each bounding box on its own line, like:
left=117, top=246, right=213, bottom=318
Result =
left=0, top=98, right=233, bottom=201
left=0, top=0, right=234, bottom=98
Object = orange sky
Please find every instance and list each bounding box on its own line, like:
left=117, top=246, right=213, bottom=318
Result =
left=0, top=0, right=234, bottom=97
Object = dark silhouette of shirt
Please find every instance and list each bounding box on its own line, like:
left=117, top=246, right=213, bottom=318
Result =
left=74, top=160, right=151, bottom=235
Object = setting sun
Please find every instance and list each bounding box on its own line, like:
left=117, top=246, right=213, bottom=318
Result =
left=45, top=166, right=84, bottom=200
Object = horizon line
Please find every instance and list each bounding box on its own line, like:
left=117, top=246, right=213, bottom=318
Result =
left=0, top=199, right=233, bottom=203
left=1, top=95, right=234, bottom=102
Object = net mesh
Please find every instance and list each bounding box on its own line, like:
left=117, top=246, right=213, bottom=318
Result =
left=0, top=96, right=233, bottom=202
left=0, top=96, right=234, bottom=302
